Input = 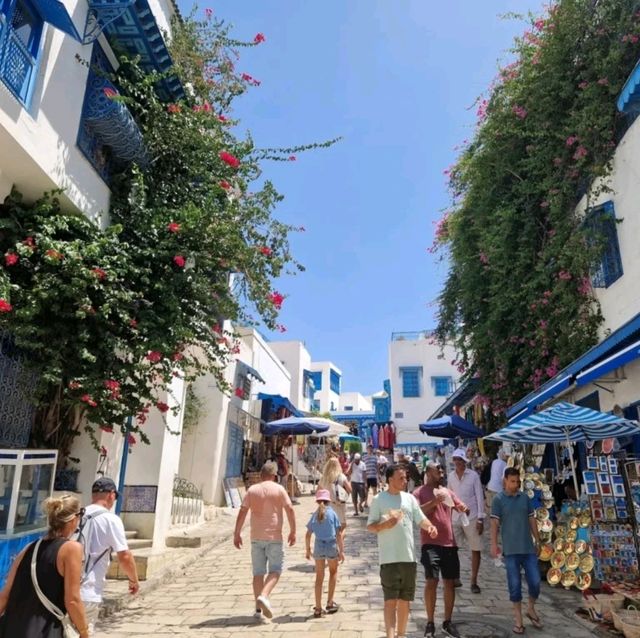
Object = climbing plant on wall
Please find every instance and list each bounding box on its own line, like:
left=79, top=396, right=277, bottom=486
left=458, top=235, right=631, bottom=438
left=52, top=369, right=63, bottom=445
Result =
left=435, top=0, right=640, bottom=418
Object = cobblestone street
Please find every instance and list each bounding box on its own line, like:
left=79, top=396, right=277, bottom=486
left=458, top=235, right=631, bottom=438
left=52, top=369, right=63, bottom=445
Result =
left=95, top=492, right=598, bottom=638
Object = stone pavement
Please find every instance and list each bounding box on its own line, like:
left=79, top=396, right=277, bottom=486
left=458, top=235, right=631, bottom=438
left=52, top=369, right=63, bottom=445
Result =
left=94, top=491, right=598, bottom=638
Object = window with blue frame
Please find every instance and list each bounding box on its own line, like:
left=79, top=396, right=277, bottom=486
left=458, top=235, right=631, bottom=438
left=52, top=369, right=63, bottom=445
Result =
left=431, top=376, right=453, bottom=397
left=303, top=370, right=316, bottom=399
left=400, top=366, right=422, bottom=398
left=330, top=369, right=341, bottom=394
left=310, top=399, right=320, bottom=412
left=0, top=0, right=43, bottom=105
left=344, top=406, right=353, bottom=411
left=584, top=201, right=623, bottom=288
left=309, top=371, right=322, bottom=392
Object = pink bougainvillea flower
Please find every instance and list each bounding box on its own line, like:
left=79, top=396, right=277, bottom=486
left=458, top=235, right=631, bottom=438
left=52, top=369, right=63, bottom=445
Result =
left=91, top=267, right=107, bottom=280
left=578, top=81, right=589, bottom=89
left=259, top=246, right=272, bottom=256
left=241, top=73, right=261, bottom=86
left=80, top=394, right=98, bottom=407
left=103, top=87, right=118, bottom=99
left=219, top=180, right=231, bottom=190
left=234, top=387, right=245, bottom=398
left=100, top=425, right=114, bottom=434
left=212, top=323, right=222, bottom=334
left=204, top=7, right=213, bottom=18
left=172, top=352, right=184, bottom=362
left=0, top=299, right=13, bottom=313
left=4, top=252, right=18, bottom=266
left=167, top=103, right=181, bottom=114
left=129, top=318, right=138, bottom=329
left=146, top=351, right=162, bottom=363
left=173, top=255, right=186, bottom=268
left=533, top=18, right=545, bottom=30
left=565, top=135, right=579, bottom=147
left=479, top=252, right=489, bottom=265
left=539, top=319, right=548, bottom=329
left=127, top=434, right=137, bottom=445
left=23, top=236, right=36, bottom=249
left=476, top=99, right=488, bottom=120
left=68, top=380, right=82, bottom=390
left=167, top=222, right=181, bottom=233
left=217, top=114, right=228, bottom=123
left=156, top=401, right=170, bottom=413
left=219, top=151, right=240, bottom=168
left=573, top=145, right=588, bottom=160
left=597, top=77, right=609, bottom=86
left=268, top=291, right=285, bottom=309
left=45, top=249, right=63, bottom=260
left=100, top=446, right=108, bottom=456
left=276, top=324, right=287, bottom=333
left=558, top=270, right=572, bottom=280
left=254, top=32, right=266, bottom=43
left=288, top=155, right=296, bottom=161
left=512, top=105, right=528, bottom=119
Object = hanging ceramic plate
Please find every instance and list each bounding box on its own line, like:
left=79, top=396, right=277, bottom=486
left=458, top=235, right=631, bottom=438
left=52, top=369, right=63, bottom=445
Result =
left=524, top=473, right=533, bottom=481
left=536, top=507, right=549, bottom=521
left=567, top=529, right=578, bottom=542
left=575, top=540, right=588, bottom=555
left=580, top=555, right=594, bottom=572
left=534, top=480, right=544, bottom=490
left=540, top=519, right=553, bottom=533
left=566, top=553, right=580, bottom=570
left=526, top=489, right=535, bottom=498
left=579, top=513, right=591, bottom=528
left=551, top=551, right=566, bottom=568
left=531, top=473, right=540, bottom=481
left=554, top=539, right=565, bottom=552
left=576, top=573, right=592, bottom=591
left=539, top=544, right=554, bottom=561
left=555, top=524, right=567, bottom=538
left=561, top=570, right=577, bottom=587
left=564, top=542, right=575, bottom=554
left=569, top=517, right=579, bottom=530
left=543, top=499, right=555, bottom=509
left=525, top=480, right=535, bottom=491
left=547, top=567, right=562, bottom=585
left=542, top=489, right=552, bottom=499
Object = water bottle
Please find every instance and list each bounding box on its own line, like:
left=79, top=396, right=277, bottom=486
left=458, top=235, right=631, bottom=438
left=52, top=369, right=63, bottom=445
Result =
left=460, top=512, right=470, bottom=527
left=493, top=549, right=503, bottom=568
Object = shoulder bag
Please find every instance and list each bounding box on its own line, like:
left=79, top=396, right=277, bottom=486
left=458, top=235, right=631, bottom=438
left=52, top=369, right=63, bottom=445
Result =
left=30, top=539, right=80, bottom=638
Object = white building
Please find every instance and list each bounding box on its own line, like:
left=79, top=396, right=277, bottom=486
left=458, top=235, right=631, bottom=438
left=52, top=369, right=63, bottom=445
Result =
left=388, top=331, right=460, bottom=444
left=506, top=68, right=640, bottom=436
left=269, top=340, right=314, bottom=412
left=308, top=361, right=342, bottom=413
left=338, top=392, right=372, bottom=412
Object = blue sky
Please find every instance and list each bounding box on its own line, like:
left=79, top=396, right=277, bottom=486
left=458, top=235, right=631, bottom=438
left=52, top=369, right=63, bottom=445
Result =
left=180, top=0, right=544, bottom=396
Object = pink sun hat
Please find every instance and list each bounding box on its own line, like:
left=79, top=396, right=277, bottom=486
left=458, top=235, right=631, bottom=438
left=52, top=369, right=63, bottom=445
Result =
left=315, top=489, right=331, bottom=502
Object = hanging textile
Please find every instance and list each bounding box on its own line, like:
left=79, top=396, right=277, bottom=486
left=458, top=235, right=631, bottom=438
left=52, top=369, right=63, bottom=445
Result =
left=372, top=423, right=379, bottom=449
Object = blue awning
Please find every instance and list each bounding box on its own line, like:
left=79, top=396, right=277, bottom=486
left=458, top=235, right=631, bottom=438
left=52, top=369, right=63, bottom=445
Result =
left=507, top=310, right=640, bottom=419
left=575, top=338, right=640, bottom=387
left=257, top=393, right=303, bottom=417
left=618, top=58, right=640, bottom=114
left=34, top=0, right=81, bottom=41
left=237, top=361, right=265, bottom=384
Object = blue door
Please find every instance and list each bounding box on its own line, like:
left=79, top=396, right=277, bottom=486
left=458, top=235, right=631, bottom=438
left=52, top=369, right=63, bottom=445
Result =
left=225, top=423, right=244, bottom=478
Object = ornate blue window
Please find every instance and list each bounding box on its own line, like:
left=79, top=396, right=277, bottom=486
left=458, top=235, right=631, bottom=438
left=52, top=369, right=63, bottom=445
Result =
left=400, top=366, right=422, bottom=398
left=585, top=201, right=623, bottom=288
left=0, top=0, right=43, bottom=105
left=309, top=371, right=322, bottom=392
left=330, top=369, right=341, bottom=394
left=431, top=376, right=453, bottom=397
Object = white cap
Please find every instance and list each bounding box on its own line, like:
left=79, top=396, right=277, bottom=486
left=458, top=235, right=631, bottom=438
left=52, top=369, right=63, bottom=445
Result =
left=452, top=448, right=467, bottom=461
left=354, top=453, right=361, bottom=460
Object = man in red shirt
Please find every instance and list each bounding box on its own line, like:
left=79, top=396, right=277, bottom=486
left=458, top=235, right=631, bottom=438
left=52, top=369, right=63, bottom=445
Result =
left=413, top=461, right=468, bottom=638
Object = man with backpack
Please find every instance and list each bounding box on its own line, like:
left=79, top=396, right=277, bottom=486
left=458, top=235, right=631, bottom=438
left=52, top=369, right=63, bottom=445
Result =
left=79, top=477, right=139, bottom=635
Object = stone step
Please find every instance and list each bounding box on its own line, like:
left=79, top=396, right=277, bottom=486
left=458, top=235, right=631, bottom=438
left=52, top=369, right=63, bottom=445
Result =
left=124, top=530, right=138, bottom=540
left=126, top=538, right=153, bottom=550
left=106, top=546, right=185, bottom=581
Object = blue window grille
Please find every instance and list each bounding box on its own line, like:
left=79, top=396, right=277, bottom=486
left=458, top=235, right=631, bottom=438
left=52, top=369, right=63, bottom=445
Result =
left=302, top=370, right=315, bottom=399
left=432, top=376, right=453, bottom=397
left=330, top=369, right=341, bottom=394
left=400, top=366, right=422, bottom=398
left=585, top=201, right=623, bottom=288
left=0, top=0, right=43, bottom=105
left=311, top=399, right=320, bottom=412
left=309, top=371, right=322, bottom=392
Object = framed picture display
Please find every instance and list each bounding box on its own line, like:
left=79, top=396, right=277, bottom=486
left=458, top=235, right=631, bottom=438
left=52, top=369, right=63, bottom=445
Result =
left=609, top=458, right=619, bottom=474
left=587, top=456, right=599, bottom=470
left=613, top=476, right=626, bottom=497
left=583, top=471, right=596, bottom=483
left=600, top=456, right=608, bottom=472
left=585, top=482, right=599, bottom=496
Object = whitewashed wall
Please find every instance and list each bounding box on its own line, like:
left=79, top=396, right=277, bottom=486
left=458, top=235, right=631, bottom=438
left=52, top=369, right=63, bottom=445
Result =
left=339, top=392, right=372, bottom=411
left=309, top=361, right=341, bottom=413
left=269, top=340, right=312, bottom=411
left=388, top=337, right=459, bottom=444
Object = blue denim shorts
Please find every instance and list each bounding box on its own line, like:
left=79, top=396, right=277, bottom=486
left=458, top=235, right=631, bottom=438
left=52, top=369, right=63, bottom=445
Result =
left=251, top=540, right=284, bottom=576
left=504, top=553, right=541, bottom=602
left=314, top=538, right=338, bottom=560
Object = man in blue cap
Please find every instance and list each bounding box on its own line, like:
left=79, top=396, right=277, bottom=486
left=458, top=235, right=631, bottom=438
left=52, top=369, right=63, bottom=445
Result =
left=80, top=477, right=139, bottom=635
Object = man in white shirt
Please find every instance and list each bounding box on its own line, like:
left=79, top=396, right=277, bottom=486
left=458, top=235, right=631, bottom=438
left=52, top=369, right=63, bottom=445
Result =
left=448, top=449, right=485, bottom=594
left=486, top=449, right=509, bottom=508
left=80, top=477, right=140, bottom=635
left=347, top=453, right=367, bottom=515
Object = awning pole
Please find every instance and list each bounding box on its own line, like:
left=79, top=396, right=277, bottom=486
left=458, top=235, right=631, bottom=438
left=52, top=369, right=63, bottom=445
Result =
left=566, top=427, right=579, bottom=498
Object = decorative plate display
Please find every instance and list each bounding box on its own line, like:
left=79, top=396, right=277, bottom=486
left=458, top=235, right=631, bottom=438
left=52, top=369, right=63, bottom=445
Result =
left=561, top=570, right=576, bottom=587
left=536, top=507, right=549, bottom=521
left=539, top=544, right=554, bottom=561
left=579, top=555, right=594, bottom=572
left=540, top=519, right=553, bottom=533
left=566, top=553, right=580, bottom=570
left=576, top=573, right=592, bottom=590
left=575, top=540, right=588, bottom=555
left=554, top=539, right=565, bottom=552
left=547, top=567, right=562, bottom=585
left=550, top=551, right=566, bottom=568
left=567, top=529, right=578, bottom=542
left=569, top=517, right=579, bottom=530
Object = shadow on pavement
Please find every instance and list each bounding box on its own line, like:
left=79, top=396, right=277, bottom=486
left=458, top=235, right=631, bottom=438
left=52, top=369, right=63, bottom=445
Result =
left=287, top=562, right=315, bottom=572
left=190, top=615, right=258, bottom=628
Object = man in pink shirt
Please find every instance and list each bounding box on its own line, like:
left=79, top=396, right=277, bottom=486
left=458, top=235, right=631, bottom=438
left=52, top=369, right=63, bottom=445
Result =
left=233, top=461, right=296, bottom=621
left=414, top=461, right=468, bottom=638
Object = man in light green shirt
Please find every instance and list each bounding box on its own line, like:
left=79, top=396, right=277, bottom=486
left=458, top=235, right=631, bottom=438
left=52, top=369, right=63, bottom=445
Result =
left=368, top=464, right=437, bottom=638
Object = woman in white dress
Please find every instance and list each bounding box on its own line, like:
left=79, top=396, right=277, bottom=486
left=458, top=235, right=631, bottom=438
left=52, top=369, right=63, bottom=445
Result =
left=319, top=458, right=352, bottom=542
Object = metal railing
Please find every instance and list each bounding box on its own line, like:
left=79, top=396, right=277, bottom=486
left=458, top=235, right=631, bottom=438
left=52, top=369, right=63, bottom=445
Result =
left=171, top=476, right=203, bottom=526
left=391, top=330, right=436, bottom=341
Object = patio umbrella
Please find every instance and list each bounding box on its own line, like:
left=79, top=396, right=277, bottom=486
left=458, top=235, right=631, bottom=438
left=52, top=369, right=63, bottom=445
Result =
left=419, top=414, right=484, bottom=439
left=484, top=401, right=640, bottom=496
left=263, top=416, right=331, bottom=501
left=338, top=433, right=361, bottom=443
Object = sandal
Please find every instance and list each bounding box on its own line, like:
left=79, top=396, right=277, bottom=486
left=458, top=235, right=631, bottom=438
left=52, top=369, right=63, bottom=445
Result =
left=326, top=601, right=339, bottom=614
left=525, top=612, right=543, bottom=629
left=513, top=625, right=525, bottom=635
left=313, top=607, right=325, bottom=618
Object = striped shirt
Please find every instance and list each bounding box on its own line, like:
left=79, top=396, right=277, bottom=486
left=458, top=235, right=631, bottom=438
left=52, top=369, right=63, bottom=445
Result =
left=363, top=454, right=378, bottom=478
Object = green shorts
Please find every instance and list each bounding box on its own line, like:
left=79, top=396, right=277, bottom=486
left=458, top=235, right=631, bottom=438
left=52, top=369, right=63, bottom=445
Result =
left=380, top=562, right=417, bottom=601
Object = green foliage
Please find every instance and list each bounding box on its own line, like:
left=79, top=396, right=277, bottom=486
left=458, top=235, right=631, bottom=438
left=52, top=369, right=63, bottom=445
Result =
left=435, top=0, right=640, bottom=417
left=345, top=440, right=362, bottom=454
left=0, top=12, right=336, bottom=456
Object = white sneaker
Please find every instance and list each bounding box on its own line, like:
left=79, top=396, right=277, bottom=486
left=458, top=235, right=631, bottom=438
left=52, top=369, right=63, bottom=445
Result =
left=257, top=595, right=273, bottom=619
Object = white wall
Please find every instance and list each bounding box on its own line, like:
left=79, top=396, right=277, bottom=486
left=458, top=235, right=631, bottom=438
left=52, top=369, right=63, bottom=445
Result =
left=309, top=361, right=341, bottom=412
left=576, top=117, right=640, bottom=334
left=269, top=340, right=312, bottom=411
left=339, top=392, right=372, bottom=411
left=388, top=335, right=459, bottom=444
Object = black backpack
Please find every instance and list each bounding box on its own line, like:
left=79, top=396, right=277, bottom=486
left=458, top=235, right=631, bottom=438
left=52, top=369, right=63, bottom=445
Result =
left=71, top=507, right=111, bottom=581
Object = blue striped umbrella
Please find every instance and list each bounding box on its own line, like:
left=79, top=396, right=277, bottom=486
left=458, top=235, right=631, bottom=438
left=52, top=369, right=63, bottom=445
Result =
left=485, top=401, right=640, bottom=495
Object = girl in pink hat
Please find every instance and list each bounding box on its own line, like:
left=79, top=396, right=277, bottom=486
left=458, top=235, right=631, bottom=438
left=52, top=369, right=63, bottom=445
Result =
left=305, top=488, right=344, bottom=617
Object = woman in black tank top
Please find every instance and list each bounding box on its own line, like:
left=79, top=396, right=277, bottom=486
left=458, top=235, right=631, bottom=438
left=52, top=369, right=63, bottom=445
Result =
left=0, top=494, right=89, bottom=638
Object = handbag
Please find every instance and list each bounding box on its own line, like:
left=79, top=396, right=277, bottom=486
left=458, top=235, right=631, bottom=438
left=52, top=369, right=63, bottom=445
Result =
left=30, top=539, right=80, bottom=638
